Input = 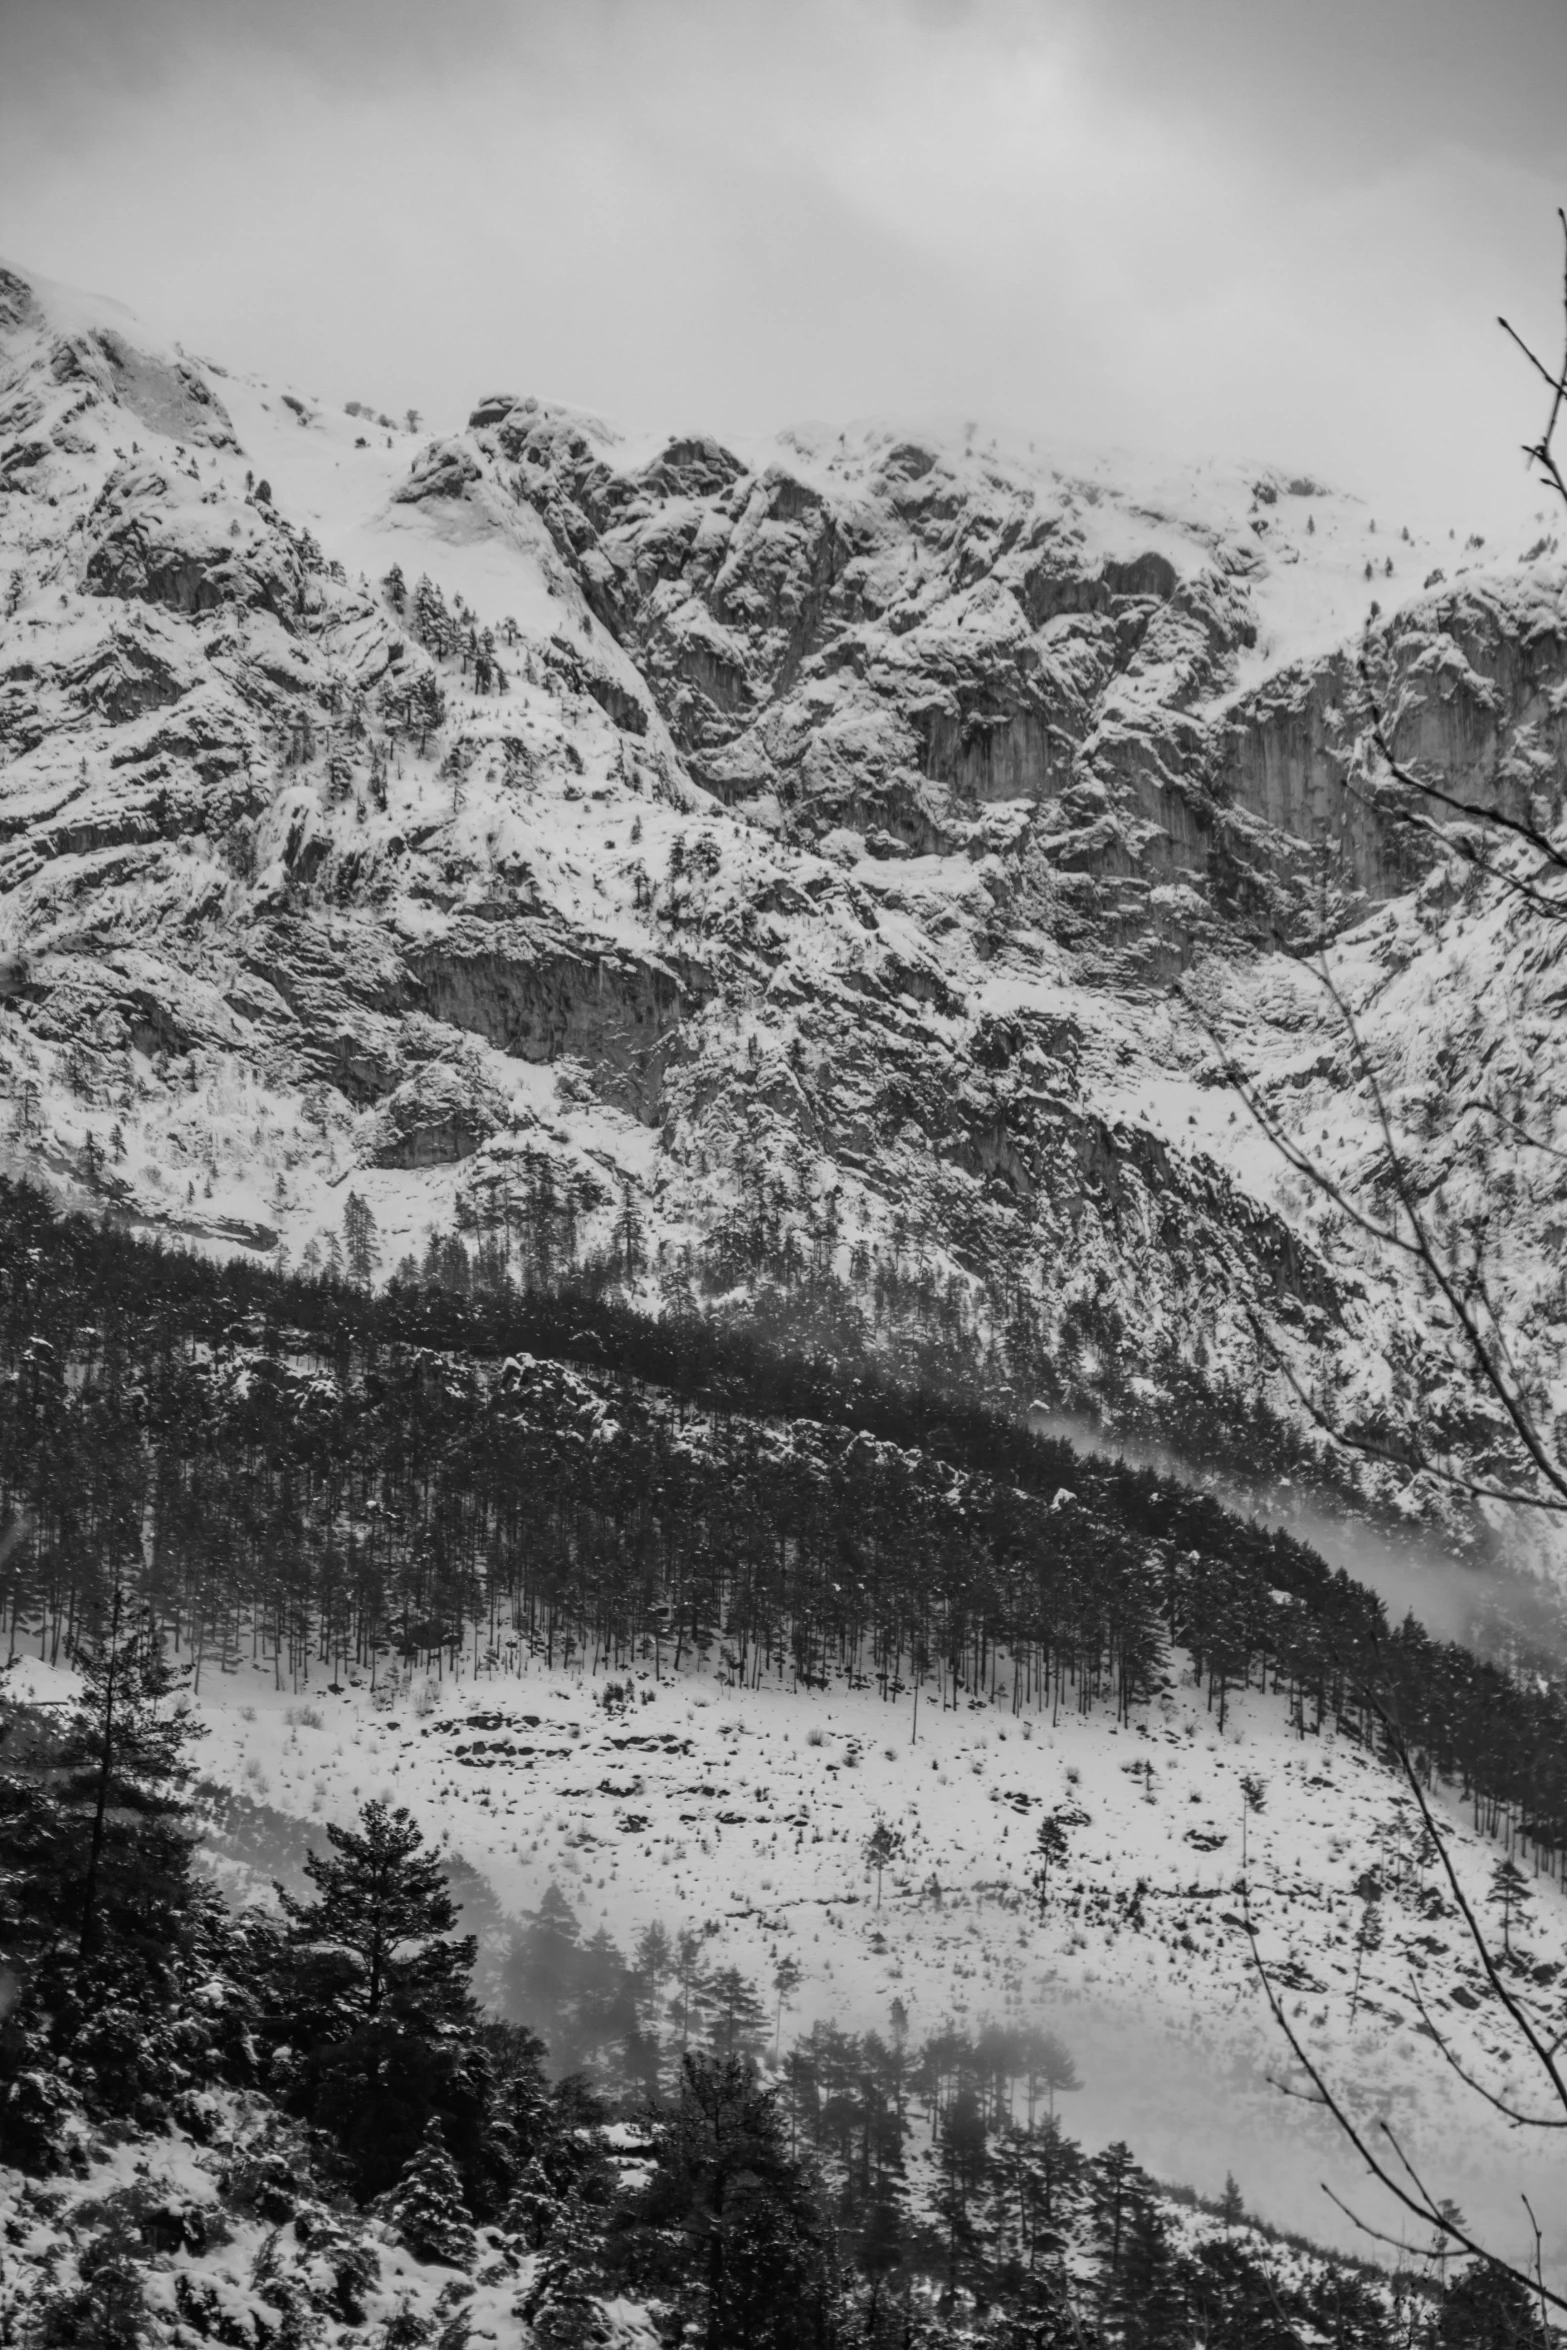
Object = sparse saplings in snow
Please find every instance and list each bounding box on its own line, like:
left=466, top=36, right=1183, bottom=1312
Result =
left=1487, top=1856, right=1532, bottom=1957
left=865, top=1820, right=904, bottom=1907
left=1030, top=1813, right=1070, bottom=1914
left=1239, top=1770, right=1267, bottom=1875
left=1349, top=1889, right=1383, bottom=2028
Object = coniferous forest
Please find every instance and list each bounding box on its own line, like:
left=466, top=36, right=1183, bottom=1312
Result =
left=1, top=1176, right=1564, bottom=2347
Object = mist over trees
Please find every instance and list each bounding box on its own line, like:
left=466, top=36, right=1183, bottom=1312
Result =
left=0, top=1614, right=1509, bottom=2349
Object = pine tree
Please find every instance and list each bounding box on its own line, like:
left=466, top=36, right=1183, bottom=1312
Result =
left=865, top=1821, right=904, bottom=1909
left=1087, top=2141, right=1148, bottom=2314
left=772, top=1955, right=803, bottom=2062
left=1012, top=2117, right=1083, bottom=2276
left=325, top=731, right=357, bottom=801
left=855, top=2192, right=907, bottom=2336
left=412, top=577, right=452, bottom=658
left=343, top=1192, right=381, bottom=1288
left=280, top=1804, right=485, bottom=2204
left=669, top=1925, right=709, bottom=2053
left=647, top=2054, right=836, bottom=2350
left=1030, top=1814, right=1070, bottom=1915
left=1436, top=2257, right=1552, bottom=2349
left=704, top=1965, right=769, bottom=2063
left=1025, top=2028, right=1081, bottom=2124
left=412, top=668, right=447, bottom=753
left=55, top=1589, right=204, bottom=1957
left=935, top=2084, right=990, bottom=2299
left=1350, top=1893, right=1384, bottom=2026
left=1487, top=1857, right=1532, bottom=1958
left=281, top=1799, right=477, bottom=2031
left=390, top=2117, right=478, bottom=2268
left=1239, top=1772, right=1267, bottom=1875
left=502, top=1882, right=582, bottom=2057
left=1118, top=2198, right=1188, bottom=2350
left=634, top=1918, right=673, bottom=2028
left=520, top=2182, right=612, bottom=2330
left=0, top=1602, right=254, bottom=2157
left=0, top=1700, right=78, bottom=1968
left=382, top=563, right=407, bottom=613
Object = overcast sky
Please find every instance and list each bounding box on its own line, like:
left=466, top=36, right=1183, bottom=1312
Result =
left=2, top=0, right=1564, bottom=534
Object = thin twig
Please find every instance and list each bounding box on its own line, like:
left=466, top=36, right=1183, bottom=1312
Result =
left=1194, top=943, right=1567, bottom=1509
left=1242, top=1891, right=1567, bottom=2310
left=1356, top=671, right=1567, bottom=881
left=1402, top=1962, right=1565, bottom=2131
left=1369, top=1698, right=1567, bottom=2123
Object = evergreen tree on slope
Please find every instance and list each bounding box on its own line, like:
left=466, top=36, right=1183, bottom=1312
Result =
left=390, top=2116, right=478, bottom=2268
left=277, top=1800, right=486, bottom=2206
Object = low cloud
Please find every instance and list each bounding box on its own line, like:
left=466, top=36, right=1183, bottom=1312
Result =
left=1, top=0, right=1562, bottom=535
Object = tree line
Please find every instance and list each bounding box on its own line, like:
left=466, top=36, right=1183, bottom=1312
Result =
left=2, top=1179, right=1565, bottom=1880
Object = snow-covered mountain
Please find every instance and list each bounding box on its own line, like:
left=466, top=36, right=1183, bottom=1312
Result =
left=10, top=251, right=1567, bottom=2335
left=2, top=252, right=1565, bottom=1549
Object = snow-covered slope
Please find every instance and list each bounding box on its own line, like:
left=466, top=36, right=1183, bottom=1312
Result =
left=2, top=254, right=1567, bottom=1558
left=11, top=1630, right=1566, bottom=2273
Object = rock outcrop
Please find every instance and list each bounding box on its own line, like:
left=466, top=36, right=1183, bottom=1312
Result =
left=2, top=259, right=1565, bottom=1516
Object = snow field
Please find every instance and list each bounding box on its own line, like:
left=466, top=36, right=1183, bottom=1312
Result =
left=13, top=1633, right=1567, bottom=2265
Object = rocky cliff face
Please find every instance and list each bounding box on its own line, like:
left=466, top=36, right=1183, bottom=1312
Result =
left=475, top=396, right=1567, bottom=958
left=2, top=258, right=1565, bottom=1532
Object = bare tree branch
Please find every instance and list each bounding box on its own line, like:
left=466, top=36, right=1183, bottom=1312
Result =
left=1231, top=212, right=1567, bottom=2322
left=1498, top=207, right=1567, bottom=515
left=1353, top=670, right=1567, bottom=884
left=1185, top=968, right=1567, bottom=1512
left=1454, top=1099, right=1567, bottom=1170
left=1402, top=1962, right=1566, bottom=2132
left=1366, top=1697, right=1567, bottom=2122
left=1242, top=1892, right=1567, bottom=2310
